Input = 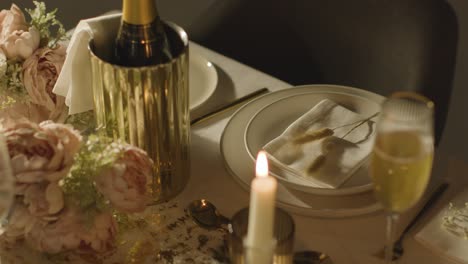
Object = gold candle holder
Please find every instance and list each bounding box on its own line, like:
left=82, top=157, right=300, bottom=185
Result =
left=228, top=207, right=295, bottom=264
left=88, top=21, right=190, bottom=203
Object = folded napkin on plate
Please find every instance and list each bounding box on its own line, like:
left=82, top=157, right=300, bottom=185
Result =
left=53, top=13, right=121, bottom=115
left=415, top=187, right=468, bottom=264
left=263, top=99, right=377, bottom=188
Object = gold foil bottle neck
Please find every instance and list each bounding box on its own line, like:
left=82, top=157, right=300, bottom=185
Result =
left=122, top=0, right=158, bottom=25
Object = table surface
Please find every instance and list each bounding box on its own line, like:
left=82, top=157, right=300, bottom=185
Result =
left=180, top=41, right=464, bottom=264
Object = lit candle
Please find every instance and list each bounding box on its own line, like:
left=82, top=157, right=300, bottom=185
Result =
left=244, top=151, right=278, bottom=263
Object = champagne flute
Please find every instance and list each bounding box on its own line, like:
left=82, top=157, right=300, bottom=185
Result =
left=369, top=92, right=434, bottom=263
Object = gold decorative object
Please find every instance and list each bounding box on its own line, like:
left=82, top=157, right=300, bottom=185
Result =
left=89, top=21, right=190, bottom=203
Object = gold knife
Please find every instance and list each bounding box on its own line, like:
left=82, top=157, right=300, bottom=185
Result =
left=190, top=88, right=269, bottom=126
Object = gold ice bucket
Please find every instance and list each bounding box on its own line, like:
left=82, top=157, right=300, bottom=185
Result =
left=88, top=21, right=190, bottom=203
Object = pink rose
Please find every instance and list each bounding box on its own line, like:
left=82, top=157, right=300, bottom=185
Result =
left=96, top=145, right=152, bottom=213
left=2, top=121, right=81, bottom=189
left=0, top=5, right=39, bottom=60
left=22, top=45, right=67, bottom=122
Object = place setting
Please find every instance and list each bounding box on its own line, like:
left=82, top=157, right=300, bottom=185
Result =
left=219, top=85, right=444, bottom=263
left=0, top=0, right=460, bottom=263
left=221, top=84, right=385, bottom=218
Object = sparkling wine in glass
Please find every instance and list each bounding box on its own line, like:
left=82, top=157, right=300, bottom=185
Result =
left=369, top=92, right=434, bottom=263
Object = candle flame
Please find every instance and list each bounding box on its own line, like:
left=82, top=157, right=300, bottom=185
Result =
left=256, top=151, right=269, bottom=178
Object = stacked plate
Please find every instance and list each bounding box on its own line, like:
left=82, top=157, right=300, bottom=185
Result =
left=189, top=51, right=218, bottom=111
left=220, top=84, right=385, bottom=217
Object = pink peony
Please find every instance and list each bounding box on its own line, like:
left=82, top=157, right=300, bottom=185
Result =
left=78, top=212, right=118, bottom=253
left=0, top=101, right=57, bottom=125
left=96, top=145, right=152, bottom=213
left=26, top=207, right=83, bottom=254
left=0, top=5, right=40, bottom=60
left=0, top=49, right=6, bottom=76
left=0, top=4, right=28, bottom=42
left=2, top=27, right=40, bottom=60
left=2, top=121, right=81, bottom=189
left=40, top=120, right=82, bottom=166
left=23, top=182, right=64, bottom=220
left=27, top=209, right=117, bottom=254
left=3, top=204, right=36, bottom=242
left=22, top=45, right=67, bottom=123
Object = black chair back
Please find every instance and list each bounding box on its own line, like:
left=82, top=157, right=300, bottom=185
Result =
left=197, top=0, right=458, bottom=145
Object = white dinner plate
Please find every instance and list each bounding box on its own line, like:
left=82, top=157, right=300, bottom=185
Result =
left=220, top=84, right=384, bottom=217
left=189, top=52, right=218, bottom=111
left=244, top=91, right=383, bottom=196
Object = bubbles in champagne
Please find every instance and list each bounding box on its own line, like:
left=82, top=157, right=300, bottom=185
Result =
left=370, top=131, right=433, bottom=213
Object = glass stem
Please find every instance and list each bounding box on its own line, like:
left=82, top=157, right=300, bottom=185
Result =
left=385, top=213, right=399, bottom=263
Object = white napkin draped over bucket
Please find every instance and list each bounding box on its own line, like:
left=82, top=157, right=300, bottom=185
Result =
left=53, top=13, right=121, bottom=115
left=263, top=99, right=377, bottom=188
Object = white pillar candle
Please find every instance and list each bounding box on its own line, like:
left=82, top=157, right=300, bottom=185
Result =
left=244, top=151, right=278, bottom=264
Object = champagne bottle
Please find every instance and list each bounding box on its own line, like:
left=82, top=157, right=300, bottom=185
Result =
left=114, top=0, right=173, bottom=66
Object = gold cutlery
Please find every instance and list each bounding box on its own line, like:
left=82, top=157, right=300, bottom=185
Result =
left=187, top=199, right=230, bottom=229
left=190, top=88, right=269, bottom=126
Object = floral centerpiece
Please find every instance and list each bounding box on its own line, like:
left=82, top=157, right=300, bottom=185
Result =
left=0, top=2, right=228, bottom=263
left=0, top=1, right=154, bottom=258
left=0, top=2, right=70, bottom=124
left=1, top=120, right=152, bottom=255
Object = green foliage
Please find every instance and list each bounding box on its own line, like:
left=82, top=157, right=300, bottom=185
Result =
left=65, top=111, right=96, bottom=135
left=61, top=134, right=124, bottom=214
left=0, top=60, right=27, bottom=105
left=26, top=1, right=68, bottom=48
left=0, top=96, right=16, bottom=110
left=4, top=61, right=25, bottom=93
